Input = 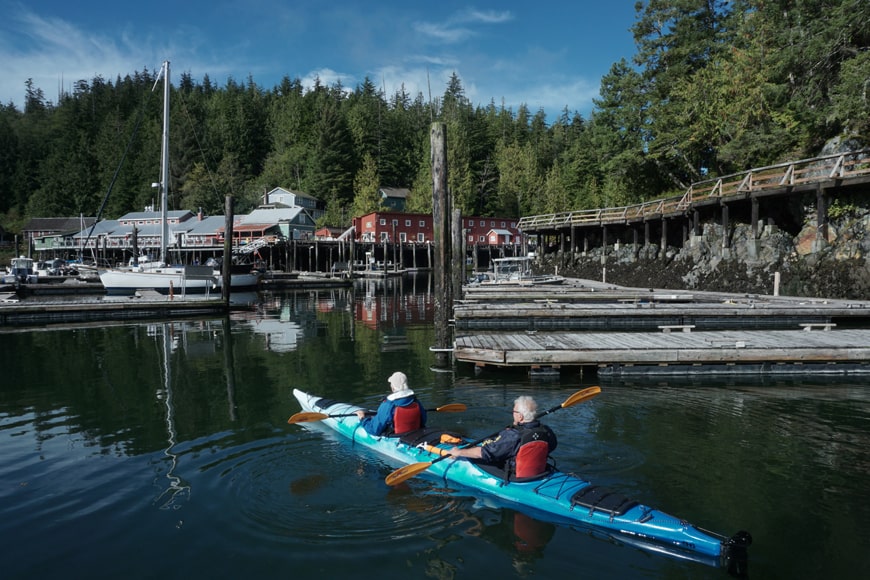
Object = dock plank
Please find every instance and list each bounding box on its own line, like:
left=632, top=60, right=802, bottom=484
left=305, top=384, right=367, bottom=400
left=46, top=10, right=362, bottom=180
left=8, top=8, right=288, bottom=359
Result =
left=455, top=328, right=870, bottom=368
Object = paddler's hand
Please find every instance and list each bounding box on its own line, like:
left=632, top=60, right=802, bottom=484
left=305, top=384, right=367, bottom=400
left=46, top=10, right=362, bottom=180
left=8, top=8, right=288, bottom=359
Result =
left=354, top=410, right=366, bottom=420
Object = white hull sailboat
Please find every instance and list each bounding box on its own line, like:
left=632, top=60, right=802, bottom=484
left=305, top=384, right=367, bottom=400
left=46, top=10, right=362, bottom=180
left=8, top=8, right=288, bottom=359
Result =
left=98, top=61, right=258, bottom=296
left=99, top=265, right=217, bottom=296
left=100, top=262, right=259, bottom=296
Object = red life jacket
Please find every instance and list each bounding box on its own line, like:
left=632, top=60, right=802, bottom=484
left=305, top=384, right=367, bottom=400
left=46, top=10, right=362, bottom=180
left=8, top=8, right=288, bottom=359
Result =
left=392, top=401, right=423, bottom=434
left=511, top=424, right=557, bottom=479
left=514, top=441, right=551, bottom=478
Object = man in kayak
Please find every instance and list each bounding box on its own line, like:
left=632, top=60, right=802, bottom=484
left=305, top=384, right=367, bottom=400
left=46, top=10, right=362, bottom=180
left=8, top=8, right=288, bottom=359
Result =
left=447, top=396, right=557, bottom=480
left=355, top=371, right=427, bottom=436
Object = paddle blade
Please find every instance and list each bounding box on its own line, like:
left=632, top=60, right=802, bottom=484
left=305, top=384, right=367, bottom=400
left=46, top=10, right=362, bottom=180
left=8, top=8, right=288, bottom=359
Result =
left=384, top=461, right=434, bottom=486
left=561, top=386, right=601, bottom=409
left=434, top=403, right=467, bottom=413
left=287, top=411, right=330, bottom=424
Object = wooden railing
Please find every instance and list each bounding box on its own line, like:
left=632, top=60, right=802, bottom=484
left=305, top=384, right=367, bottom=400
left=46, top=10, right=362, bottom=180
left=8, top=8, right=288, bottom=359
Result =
left=518, top=150, right=870, bottom=231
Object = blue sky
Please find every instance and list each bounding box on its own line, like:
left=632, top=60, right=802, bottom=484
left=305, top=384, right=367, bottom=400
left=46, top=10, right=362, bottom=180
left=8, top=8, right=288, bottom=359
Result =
left=0, top=0, right=640, bottom=121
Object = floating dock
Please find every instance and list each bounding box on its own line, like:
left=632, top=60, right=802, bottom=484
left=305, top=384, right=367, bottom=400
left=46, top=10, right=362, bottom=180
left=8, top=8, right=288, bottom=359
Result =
left=453, top=279, right=870, bottom=375
left=0, top=293, right=229, bottom=327
left=453, top=328, right=870, bottom=372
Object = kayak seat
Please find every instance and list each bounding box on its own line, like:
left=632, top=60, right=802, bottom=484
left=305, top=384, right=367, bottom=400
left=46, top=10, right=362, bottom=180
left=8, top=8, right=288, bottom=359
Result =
left=570, top=485, right=639, bottom=517
left=510, top=462, right=556, bottom=483
left=313, top=397, right=341, bottom=410
left=471, top=457, right=556, bottom=483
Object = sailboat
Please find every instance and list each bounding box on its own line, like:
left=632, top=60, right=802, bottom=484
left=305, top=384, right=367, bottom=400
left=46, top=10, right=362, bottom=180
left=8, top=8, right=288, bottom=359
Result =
left=99, top=61, right=258, bottom=296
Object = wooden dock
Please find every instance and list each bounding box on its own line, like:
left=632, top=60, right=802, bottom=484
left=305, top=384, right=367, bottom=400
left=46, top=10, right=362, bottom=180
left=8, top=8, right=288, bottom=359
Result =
left=0, top=294, right=229, bottom=327
left=457, top=280, right=870, bottom=330
left=453, top=279, right=870, bottom=375
left=454, top=328, right=870, bottom=367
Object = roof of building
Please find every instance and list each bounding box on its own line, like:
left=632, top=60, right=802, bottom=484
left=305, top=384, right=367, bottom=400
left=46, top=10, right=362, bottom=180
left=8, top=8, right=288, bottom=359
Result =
left=23, top=217, right=98, bottom=233
left=379, top=187, right=410, bottom=199
left=118, top=210, right=194, bottom=222
left=243, top=207, right=313, bottom=224
left=184, top=216, right=227, bottom=235
left=71, top=220, right=118, bottom=238
left=267, top=186, right=319, bottom=201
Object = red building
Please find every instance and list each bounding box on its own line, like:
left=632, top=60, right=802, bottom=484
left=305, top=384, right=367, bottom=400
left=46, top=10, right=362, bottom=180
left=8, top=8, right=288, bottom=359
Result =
left=353, top=211, right=523, bottom=245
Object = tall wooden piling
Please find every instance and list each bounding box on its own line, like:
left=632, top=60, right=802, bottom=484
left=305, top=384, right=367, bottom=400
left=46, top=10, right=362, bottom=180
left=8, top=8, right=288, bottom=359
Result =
left=451, top=208, right=464, bottom=301
left=431, top=123, right=452, bottom=364
left=221, top=195, right=234, bottom=304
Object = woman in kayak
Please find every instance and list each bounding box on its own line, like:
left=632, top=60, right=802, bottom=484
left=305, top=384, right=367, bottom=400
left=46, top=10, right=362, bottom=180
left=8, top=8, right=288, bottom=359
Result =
left=355, top=371, right=427, bottom=436
left=447, top=396, right=557, bottom=480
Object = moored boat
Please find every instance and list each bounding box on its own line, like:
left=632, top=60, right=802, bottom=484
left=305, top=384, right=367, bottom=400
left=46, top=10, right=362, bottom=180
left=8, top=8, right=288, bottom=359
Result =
left=468, top=256, right=564, bottom=286
left=96, top=61, right=259, bottom=297
left=290, top=388, right=751, bottom=571
left=2, top=256, right=38, bottom=284
left=99, top=263, right=217, bottom=295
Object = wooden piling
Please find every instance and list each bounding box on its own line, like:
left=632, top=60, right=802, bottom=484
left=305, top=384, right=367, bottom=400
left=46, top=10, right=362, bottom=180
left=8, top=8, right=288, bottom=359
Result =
left=222, top=195, right=234, bottom=304
left=431, top=123, right=452, bottom=364
left=452, top=208, right=464, bottom=301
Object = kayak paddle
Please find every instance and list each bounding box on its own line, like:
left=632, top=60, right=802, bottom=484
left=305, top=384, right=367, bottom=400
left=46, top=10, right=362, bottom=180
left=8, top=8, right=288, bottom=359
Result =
left=384, top=386, right=601, bottom=486
left=288, top=402, right=467, bottom=424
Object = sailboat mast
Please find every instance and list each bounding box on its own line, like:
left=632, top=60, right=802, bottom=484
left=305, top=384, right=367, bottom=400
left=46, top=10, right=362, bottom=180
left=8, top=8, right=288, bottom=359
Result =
left=159, top=60, right=170, bottom=265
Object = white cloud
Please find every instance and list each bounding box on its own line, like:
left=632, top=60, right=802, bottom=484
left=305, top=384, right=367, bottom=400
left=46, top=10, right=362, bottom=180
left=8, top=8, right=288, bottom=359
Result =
left=0, top=2, right=604, bottom=121
left=457, top=9, right=513, bottom=25
left=413, top=7, right=513, bottom=44
left=413, top=21, right=475, bottom=44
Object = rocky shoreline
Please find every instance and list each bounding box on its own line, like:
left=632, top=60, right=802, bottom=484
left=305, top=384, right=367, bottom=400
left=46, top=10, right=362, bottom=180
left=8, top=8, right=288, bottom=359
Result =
left=540, top=210, right=870, bottom=300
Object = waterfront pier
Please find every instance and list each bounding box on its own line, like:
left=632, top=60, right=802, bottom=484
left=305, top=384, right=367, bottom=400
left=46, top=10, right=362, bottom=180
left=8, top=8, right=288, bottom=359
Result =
left=452, top=279, right=870, bottom=375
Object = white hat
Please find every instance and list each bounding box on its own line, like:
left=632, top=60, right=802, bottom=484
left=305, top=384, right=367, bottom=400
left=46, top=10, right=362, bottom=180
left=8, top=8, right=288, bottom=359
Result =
left=388, top=371, right=408, bottom=392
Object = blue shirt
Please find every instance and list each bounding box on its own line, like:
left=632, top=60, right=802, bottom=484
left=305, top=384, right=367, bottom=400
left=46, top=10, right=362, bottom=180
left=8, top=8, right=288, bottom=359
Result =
left=359, top=395, right=427, bottom=436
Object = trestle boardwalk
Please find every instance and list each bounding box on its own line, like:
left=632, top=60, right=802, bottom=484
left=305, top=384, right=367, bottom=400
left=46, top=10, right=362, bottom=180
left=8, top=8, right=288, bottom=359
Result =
left=453, top=279, right=870, bottom=376
left=517, top=149, right=870, bottom=243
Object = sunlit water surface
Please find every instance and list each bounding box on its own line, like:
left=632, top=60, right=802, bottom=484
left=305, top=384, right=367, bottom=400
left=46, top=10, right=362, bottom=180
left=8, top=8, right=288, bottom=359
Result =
left=1, top=279, right=869, bottom=579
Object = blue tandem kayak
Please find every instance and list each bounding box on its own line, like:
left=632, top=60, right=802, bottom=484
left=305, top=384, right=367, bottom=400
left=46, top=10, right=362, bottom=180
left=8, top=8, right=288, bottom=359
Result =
left=291, top=388, right=751, bottom=571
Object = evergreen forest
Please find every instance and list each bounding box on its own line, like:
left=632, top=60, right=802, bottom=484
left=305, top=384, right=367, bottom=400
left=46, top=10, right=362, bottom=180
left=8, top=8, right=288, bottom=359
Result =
left=0, top=0, right=868, bottom=235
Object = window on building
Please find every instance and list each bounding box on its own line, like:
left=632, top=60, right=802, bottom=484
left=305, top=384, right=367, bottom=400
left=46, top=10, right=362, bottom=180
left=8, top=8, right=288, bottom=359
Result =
left=379, top=218, right=386, bottom=225
left=479, top=235, right=486, bottom=242
left=417, top=233, right=425, bottom=242
left=399, top=232, right=407, bottom=242
left=380, top=232, right=388, bottom=241
left=366, top=221, right=372, bottom=229
left=392, top=219, right=398, bottom=226
left=480, top=220, right=485, bottom=227
left=468, top=234, right=474, bottom=242
left=405, top=219, right=411, bottom=227
left=501, top=221, right=506, bottom=228
left=419, top=220, right=425, bottom=227
left=490, top=221, right=495, bottom=227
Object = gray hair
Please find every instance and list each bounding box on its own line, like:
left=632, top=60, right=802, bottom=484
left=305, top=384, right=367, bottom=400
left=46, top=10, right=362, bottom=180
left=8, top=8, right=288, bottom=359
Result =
left=513, top=396, right=537, bottom=422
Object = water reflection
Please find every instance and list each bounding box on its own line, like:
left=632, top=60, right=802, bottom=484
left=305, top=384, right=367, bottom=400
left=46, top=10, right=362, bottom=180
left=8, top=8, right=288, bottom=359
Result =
left=151, top=322, right=190, bottom=510
left=473, top=509, right=556, bottom=561
left=1, top=281, right=869, bottom=578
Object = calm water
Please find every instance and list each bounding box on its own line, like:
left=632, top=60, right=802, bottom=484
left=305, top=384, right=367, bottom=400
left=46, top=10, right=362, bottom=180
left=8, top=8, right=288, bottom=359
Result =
left=1, top=276, right=869, bottom=579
